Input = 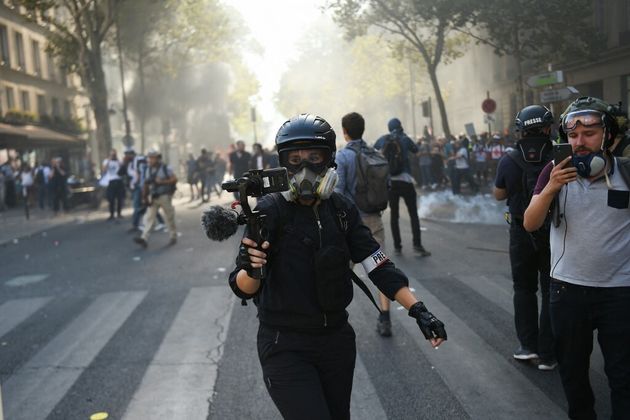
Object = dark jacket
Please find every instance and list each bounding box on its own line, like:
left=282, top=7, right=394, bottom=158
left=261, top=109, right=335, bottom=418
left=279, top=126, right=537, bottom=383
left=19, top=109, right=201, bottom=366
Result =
left=228, top=193, right=409, bottom=331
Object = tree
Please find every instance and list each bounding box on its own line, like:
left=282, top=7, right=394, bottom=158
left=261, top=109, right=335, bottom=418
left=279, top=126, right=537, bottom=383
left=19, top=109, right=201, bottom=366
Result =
left=20, top=0, right=119, bottom=161
left=329, top=0, right=475, bottom=138
left=465, top=0, right=602, bottom=109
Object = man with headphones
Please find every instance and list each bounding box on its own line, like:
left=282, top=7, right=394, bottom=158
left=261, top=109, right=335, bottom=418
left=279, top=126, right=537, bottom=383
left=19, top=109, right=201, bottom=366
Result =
left=524, top=97, right=630, bottom=420
left=229, top=114, right=447, bottom=420
left=494, top=105, right=555, bottom=370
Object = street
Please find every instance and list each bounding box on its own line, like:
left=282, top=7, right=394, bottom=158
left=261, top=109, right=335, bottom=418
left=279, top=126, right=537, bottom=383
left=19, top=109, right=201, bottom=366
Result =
left=0, top=196, right=611, bottom=420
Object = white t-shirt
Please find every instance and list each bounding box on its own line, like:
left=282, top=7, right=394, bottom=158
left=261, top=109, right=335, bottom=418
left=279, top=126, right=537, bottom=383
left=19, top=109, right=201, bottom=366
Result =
left=21, top=171, right=33, bottom=187
left=102, top=159, right=121, bottom=182
left=455, top=147, right=469, bottom=169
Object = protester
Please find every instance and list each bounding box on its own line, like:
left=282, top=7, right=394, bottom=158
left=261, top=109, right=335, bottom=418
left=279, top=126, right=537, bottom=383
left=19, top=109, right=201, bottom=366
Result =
left=102, top=149, right=125, bottom=220
left=374, top=118, right=430, bottom=256
left=197, top=149, right=214, bottom=203
left=186, top=153, right=199, bottom=201
left=494, top=105, right=555, bottom=370
left=34, top=161, right=50, bottom=210
left=524, top=97, right=630, bottom=419
left=249, top=143, right=270, bottom=170
left=454, top=138, right=478, bottom=194
left=49, top=157, right=68, bottom=214
left=335, top=112, right=393, bottom=336
left=229, top=140, right=251, bottom=199
left=229, top=113, right=446, bottom=420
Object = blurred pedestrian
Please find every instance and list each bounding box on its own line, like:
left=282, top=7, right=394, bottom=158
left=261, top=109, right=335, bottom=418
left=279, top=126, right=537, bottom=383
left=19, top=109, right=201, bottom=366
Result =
left=19, top=162, right=34, bottom=206
left=34, top=161, right=50, bottom=210
left=197, top=149, right=213, bottom=202
left=1, top=158, right=17, bottom=208
left=249, top=143, right=270, bottom=170
left=102, top=149, right=125, bottom=220
left=418, top=138, right=434, bottom=189
left=213, top=151, right=226, bottom=196
left=454, top=139, right=478, bottom=194
left=229, top=140, right=251, bottom=199
left=50, top=158, right=69, bottom=213
left=134, top=151, right=178, bottom=248
left=186, top=153, right=199, bottom=201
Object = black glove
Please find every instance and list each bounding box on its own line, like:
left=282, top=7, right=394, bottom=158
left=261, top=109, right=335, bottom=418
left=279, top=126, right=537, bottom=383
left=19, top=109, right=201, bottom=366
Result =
left=236, top=244, right=255, bottom=278
left=408, top=301, right=447, bottom=340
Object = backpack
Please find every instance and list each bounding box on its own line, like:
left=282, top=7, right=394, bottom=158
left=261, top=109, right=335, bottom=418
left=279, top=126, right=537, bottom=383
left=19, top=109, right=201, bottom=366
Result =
left=507, top=149, right=550, bottom=209
left=382, top=134, right=406, bottom=176
left=160, top=164, right=177, bottom=195
left=347, top=142, right=389, bottom=213
left=34, top=168, right=45, bottom=186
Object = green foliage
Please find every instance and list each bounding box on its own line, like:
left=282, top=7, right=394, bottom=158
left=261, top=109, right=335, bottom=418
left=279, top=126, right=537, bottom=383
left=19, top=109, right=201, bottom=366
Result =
left=470, top=0, right=603, bottom=67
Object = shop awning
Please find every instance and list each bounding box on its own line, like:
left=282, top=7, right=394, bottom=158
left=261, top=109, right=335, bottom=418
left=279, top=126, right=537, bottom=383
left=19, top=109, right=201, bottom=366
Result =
left=0, top=123, right=86, bottom=149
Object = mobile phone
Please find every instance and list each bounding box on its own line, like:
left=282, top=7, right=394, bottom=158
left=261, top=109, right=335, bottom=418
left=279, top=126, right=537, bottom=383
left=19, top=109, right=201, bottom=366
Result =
left=553, top=143, right=574, bottom=167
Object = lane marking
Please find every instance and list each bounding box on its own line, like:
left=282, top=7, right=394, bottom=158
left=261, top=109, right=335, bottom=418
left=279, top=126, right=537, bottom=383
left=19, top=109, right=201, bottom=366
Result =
left=4, top=274, right=49, bottom=287
left=4, top=291, right=146, bottom=420
left=0, top=297, right=51, bottom=338
left=123, top=287, right=233, bottom=420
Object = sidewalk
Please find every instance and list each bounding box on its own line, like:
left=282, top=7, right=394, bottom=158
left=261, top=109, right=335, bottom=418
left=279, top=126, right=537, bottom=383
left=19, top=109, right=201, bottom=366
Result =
left=0, top=191, right=235, bottom=248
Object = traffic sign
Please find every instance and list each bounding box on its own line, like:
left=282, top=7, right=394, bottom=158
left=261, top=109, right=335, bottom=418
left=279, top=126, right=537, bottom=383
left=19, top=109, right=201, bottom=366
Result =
left=539, top=86, right=579, bottom=104
left=482, top=98, right=496, bottom=114
left=484, top=114, right=496, bottom=124
left=526, top=71, right=564, bottom=88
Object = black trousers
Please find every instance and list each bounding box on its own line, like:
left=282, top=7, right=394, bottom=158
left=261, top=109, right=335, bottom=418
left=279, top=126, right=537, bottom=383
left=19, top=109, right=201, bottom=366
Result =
left=388, top=180, right=422, bottom=250
left=106, top=179, right=125, bottom=217
left=550, top=280, right=630, bottom=420
left=257, top=323, right=356, bottom=420
left=508, top=223, right=553, bottom=360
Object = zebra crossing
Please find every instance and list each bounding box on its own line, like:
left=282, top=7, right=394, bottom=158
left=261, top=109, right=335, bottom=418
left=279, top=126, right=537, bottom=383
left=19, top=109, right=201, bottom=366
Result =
left=0, top=270, right=611, bottom=420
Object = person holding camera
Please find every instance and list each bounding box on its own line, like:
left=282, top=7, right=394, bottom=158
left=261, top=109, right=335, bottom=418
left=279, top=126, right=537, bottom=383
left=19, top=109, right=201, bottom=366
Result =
left=228, top=114, right=447, bottom=420
left=133, top=150, right=178, bottom=248
left=524, top=97, right=630, bottom=419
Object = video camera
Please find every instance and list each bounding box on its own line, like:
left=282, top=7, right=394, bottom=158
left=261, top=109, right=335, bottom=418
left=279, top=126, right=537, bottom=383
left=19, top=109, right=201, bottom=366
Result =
left=220, top=168, right=289, bottom=279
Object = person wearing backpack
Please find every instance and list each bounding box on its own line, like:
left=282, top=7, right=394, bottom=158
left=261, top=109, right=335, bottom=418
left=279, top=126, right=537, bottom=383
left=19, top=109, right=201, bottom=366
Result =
left=133, top=150, right=178, bottom=248
left=335, top=112, right=393, bottom=336
left=524, top=97, right=630, bottom=420
left=374, top=118, right=430, bottom=256
left=494, top=105, right=556, bottom=370
left=229, top=113, right=447, bottom=420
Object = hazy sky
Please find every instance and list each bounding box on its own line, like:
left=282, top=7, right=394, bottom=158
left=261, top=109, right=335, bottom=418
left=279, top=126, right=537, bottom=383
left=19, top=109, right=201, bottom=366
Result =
left=224, top=0, right=328, bottom=143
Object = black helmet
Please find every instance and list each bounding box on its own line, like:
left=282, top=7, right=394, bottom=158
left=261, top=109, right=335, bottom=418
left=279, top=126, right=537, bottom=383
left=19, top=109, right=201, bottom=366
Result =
left=558, top=96, right=619, bottom=146
left=275, top=113, right=336, bottom=168
left=514, top=105, right=554, bottom=138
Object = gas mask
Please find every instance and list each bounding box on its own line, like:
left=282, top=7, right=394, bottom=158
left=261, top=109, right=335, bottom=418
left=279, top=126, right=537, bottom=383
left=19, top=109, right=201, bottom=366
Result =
left=283, top=163, right=338, bottom=202
left=573, top=152, right=606, bottom=178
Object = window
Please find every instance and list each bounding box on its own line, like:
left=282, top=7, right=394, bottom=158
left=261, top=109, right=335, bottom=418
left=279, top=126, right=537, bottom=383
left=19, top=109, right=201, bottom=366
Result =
left=20, top=90, right=30, bottom=112
left=14, top=31, right=25, bottom=70
left=51, top=97, right=60, bottom=117
left=5, top=86, right=15, bottom=109
left=59, top=66, right=67, bottom=86
left=46, top=52, right=56, bottom=81
left=0, top=25, right=9, bottom=66
left=31, top=40, right=41, bottom=76
left=37, top=94, right=46, bottom=116
left=63, top=100, right=71, bottom=118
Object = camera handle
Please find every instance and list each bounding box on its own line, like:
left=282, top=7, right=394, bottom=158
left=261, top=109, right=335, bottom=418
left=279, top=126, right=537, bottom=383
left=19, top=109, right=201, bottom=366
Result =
left=237, top=182, right=267, bottom=280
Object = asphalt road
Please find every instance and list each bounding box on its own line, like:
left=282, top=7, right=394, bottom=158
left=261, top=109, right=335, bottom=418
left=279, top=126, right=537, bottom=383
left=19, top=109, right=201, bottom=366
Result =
left=0, top=195, right=611, bottom=420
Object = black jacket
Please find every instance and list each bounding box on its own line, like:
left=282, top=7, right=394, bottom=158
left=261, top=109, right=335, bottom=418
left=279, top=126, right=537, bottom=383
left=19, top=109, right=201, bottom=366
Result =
left=228, top=192, right=409, bottom=331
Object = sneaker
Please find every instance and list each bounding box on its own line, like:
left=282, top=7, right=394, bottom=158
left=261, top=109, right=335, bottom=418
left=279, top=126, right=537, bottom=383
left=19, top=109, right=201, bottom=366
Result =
left=133, top=237, right=148, bottom=249
left=538, top=360, right=558, bottom=371
left=513, top=347, right=539, bottom=360
left=414, top=246, right=432, bottom=257
left=377, top=319, right=392, bottom=337
left=154, top=223, right=166, bottom=232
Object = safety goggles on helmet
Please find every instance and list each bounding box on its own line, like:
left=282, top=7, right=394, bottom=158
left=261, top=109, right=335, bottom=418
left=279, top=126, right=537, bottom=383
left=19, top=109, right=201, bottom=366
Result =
left=562, top=110, right=603, bottom=131
left=281, top=148, right=330, bottom=175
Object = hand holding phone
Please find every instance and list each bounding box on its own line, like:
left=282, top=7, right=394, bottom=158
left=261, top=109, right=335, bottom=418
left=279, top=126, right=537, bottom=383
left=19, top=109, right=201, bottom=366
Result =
left=553, top=143, right=574, bottom=167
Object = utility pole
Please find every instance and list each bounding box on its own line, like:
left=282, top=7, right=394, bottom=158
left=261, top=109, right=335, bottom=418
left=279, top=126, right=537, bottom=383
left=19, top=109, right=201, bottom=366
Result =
left=115, top=10, right=133, bottom=150
left=409, top=61, right=417, bottom=138
left=251, top=106, right=258, bottom=144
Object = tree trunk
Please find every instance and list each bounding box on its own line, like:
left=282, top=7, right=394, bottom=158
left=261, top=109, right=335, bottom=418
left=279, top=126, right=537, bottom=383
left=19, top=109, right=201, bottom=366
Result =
left=427, top=65, right=451, bottom=138
left=138, top=36, right=147, bottom=153
left=512, top=26, right=526, bottom=109
left=80, top=40, right=112, bottom=166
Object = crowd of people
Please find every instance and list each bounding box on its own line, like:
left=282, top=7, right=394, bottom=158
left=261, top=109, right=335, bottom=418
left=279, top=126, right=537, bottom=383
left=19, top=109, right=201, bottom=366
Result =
left=0, top=156, right=71, bottom=214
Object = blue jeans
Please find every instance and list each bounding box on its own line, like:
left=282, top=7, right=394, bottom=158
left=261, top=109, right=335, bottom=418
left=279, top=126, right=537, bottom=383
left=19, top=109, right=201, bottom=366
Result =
left=132, top=188, right=164, bottom=228
left=550, top=280, right=630, bottom=420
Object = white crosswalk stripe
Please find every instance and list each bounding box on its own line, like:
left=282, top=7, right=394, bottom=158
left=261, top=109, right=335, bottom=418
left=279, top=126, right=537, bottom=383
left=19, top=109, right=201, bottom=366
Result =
left=123, top=286, right=233, bottom=420
left=4, top=291, right=146, bottom=420
left=0, top=297, right=51, bottom=338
